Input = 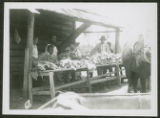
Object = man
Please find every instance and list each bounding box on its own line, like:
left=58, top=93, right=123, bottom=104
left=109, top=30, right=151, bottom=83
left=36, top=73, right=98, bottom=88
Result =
left=90, top=35, right=107, bottom=55
left=90, top=35, right=113, bottom=75
left=106, top=41, right=114, bottom=53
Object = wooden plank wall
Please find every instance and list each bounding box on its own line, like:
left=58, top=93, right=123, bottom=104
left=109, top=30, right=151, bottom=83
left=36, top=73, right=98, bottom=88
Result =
left=35, top=10, right=75, bottom=54
left=10, top=10, right=75, bottom=89
left=10, top=10, right=28, bottom=88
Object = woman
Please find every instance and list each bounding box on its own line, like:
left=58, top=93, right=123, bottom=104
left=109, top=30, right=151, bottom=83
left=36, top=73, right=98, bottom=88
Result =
left=39, top=44, right=57, bottom=63
left=32, top=37, right=39, bottom=68
left=38, top=44, right=60, bottom=85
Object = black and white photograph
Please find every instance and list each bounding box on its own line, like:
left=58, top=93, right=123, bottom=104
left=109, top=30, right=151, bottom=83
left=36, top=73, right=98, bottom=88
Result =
left=3, top=2, right=157, bottom=116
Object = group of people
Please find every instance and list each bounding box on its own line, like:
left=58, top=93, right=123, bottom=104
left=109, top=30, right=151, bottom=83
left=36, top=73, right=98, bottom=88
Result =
left=31, top=35, right=113, bottom=84
left=32, top=35, right=113, bottom=67
left=58, top=42, right=82, bottom=60
left=31, top=36, right=82, bottom=84
left=32, top=36, right=82, bottom=67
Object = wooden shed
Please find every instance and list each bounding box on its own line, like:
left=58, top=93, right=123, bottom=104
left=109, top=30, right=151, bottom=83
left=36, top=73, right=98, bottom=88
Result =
left=10, top=8, right=121, bottom=97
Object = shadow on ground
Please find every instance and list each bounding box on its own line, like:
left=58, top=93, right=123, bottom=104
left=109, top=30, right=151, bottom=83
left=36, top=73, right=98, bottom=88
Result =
left=10, top=80, right=128, bottom=109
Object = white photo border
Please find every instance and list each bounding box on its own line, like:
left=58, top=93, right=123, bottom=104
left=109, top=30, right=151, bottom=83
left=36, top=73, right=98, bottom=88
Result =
left=3, top=2, right=158, bottom=116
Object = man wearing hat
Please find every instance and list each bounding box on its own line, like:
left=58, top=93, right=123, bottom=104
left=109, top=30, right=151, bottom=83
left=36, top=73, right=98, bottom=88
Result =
left=90, top=35, right=107, bottom=55
left=90, top=35, right=111, bottom=75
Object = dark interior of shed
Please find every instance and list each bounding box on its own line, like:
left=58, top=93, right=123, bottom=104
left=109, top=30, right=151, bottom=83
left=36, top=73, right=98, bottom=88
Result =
left=10, top=9, right=76, bottom=89
left=9, top=9, right=120, bottom=90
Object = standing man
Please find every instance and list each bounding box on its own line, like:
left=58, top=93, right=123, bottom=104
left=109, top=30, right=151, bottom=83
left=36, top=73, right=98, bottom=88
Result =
left=90, top=35, right=107, bottom=55
left=90, top=35, right=114, bottom=75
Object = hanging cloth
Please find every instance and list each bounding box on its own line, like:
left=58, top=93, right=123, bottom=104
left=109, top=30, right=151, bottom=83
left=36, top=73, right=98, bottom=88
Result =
left=14, top=28, right=21, bottom=44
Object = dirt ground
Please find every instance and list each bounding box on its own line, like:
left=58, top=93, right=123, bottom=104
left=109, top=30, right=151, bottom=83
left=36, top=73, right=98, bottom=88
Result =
left=10, top=80, right=128, bottom=109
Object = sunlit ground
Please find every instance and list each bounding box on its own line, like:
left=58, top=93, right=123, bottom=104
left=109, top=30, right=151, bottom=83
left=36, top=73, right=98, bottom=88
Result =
left=10, top=80, right=128, bottom=109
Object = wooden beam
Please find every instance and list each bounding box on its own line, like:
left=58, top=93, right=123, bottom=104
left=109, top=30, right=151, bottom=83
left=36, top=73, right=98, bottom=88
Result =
left=38, top=9, right=121, bottom=30
left=55, top=80, right=86, bottom=90
left=84, top=31, right=118, bottom=33
left=115, top=64, right=122, bottom=86
left=61, top=23, right=91, bottom=51
left=23, top=12, right=35, bottom=99
left=115, top=28, right=121, bottom=54
left=38, top=9, right=73, bottom=21
left=28, top=12, right=35, bottom=104
left=90, top=76, right=117, bottom=84
left=73, top=17, right=120, bottom=29
left=49, top=72, right=55, bottom=98
left=87, top=70, right=92, bottom=93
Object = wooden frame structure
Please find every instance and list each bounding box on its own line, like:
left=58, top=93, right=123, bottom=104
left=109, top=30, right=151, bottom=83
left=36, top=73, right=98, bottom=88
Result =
left=10, top=9, right=122, bottom=102
left=30, top=63, right=123, bottom=104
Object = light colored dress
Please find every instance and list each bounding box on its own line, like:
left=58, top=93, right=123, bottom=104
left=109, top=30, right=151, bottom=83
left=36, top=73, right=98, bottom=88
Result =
left=32, top=44, right=38, bottom=59
left=39, top=52, right=57, bottom=63
left=39, top=44, right=57, bottom=63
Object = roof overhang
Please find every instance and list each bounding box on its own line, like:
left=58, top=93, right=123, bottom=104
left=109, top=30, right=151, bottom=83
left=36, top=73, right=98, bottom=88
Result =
left=29, top=8, right=122, bottom=30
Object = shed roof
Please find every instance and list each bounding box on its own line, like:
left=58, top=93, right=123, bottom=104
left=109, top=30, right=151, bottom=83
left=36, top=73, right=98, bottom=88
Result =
left=35, top=8, right=122, bottom=29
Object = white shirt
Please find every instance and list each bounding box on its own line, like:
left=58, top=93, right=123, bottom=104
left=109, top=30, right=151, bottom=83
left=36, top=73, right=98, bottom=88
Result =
left=100, top=43, right=106, bottom=54
left=53, top=46, right=58, bottom=56
left=32, top=45, right=38, bottom=58
left=39, top=51, right=57, bottom=63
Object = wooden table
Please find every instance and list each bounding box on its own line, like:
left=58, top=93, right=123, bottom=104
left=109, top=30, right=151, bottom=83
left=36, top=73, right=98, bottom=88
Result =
left=29, top=67, right=89, bottom=104
left=95, top=63, right=122, bottom=85
left=29, top=63, right=124, bottom=104
left=29, top=70, right=55, bottom=105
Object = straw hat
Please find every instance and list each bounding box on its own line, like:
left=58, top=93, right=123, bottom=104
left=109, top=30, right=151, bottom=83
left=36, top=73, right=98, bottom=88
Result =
left=99, top=35, right=106, bottom=41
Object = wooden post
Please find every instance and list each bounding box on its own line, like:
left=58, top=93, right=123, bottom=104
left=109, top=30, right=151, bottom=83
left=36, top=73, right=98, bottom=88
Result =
left=23, top=48, right=29, bottom=97
left=115, top=28, right=120, bottom=54
left=49, top=72, right=55, bottom=98
left=23, top=12, right=35, bottom=101
left=86, top=70, right=92, bottom=93
left=116, top=63, right=121, bottom=86
left=28, top=72, right=33, bottom=105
